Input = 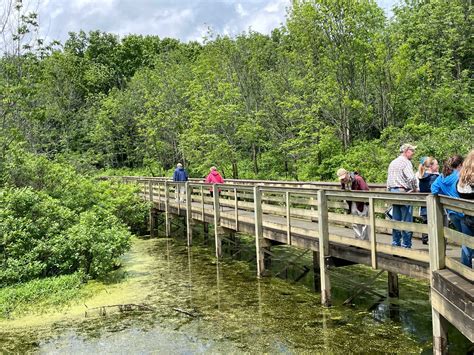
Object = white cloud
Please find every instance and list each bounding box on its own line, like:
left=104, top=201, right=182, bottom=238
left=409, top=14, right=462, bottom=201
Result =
left=235, top=3, right=248, bottom=17
left=34, top=0, right=397, bottom=45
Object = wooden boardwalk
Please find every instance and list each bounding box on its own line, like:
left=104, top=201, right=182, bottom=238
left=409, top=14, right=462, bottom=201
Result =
left=122, top=176, right=473, bottom=353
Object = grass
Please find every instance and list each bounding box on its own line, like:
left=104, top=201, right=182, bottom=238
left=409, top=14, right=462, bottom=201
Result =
left=0, top=272, right=88, bottom=319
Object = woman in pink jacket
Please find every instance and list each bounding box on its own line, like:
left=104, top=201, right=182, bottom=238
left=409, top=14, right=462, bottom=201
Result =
left=205, top=166, right=224, bottom=197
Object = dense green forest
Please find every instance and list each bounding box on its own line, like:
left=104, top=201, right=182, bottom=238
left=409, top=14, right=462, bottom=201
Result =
left=0, top=0, right=472, bottom=295
left=1, top=0, right=472, bottom=182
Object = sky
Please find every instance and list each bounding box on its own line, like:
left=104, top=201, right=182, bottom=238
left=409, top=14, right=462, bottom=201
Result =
left=34, top=0, right=399, bottom=44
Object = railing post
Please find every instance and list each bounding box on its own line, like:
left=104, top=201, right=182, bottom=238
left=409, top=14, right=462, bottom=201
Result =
left=148, top=181, right=156, bottom=238
left=201, top=185, right=205, bottom=221
left=164, top=181, right=170, bottom=237
left=234, top=187, right=239, bottom=231
left=369, top=197, right=377, bottom=269
left=213, top=184, right=222, bottom=258
left=427, top=195, right=446, bottom=271
left=427, top=194, right=448, bottom=355
left=186, top=182, right=192, bottom=246
left=177, top=182, right=181, bottom=215
left=286, top=191, right=291, bottom=245
left=148, top=181, right=153, bottom=202
left=317, top=190, right=331, bottom=307
left=254, top=186, right=265, bottom=277
left=156, top=181, right=161, bottom=210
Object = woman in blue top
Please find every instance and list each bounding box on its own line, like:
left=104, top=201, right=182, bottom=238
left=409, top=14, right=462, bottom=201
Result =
left=431, top=155, right=470, bottom=236
left=416, top=156, right=439, bottom=244
left=456, top=150, right=474, bottom=267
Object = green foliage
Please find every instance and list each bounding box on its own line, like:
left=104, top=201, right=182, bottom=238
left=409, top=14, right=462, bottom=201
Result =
left=0, top=1, right=471, bottom=188
left=58, top=208, right=131, bottom=278
left=0, top=187, right=75, bottom=284
left=0, top=149, right=148, bottom=286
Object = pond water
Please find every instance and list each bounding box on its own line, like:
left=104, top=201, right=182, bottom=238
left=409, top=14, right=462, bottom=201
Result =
left=0, top=230, right=471, bottom=353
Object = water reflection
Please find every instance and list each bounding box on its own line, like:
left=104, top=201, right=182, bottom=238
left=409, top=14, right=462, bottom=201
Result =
left=0, top=235, right=471, bottom=353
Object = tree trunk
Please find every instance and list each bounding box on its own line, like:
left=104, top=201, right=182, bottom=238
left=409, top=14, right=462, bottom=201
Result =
left=232, top=161, right=238, bottom=179
left=252, top=143, right=259, bottom=175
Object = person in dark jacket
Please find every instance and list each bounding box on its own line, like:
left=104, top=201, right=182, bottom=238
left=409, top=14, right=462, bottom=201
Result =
left=337, top=168, right=370, bottom=240
left=456, top=150, right=473, bottom=268
left=172, top=163, right=188, bottom=202
left=416, top=156, right=439, bottom=244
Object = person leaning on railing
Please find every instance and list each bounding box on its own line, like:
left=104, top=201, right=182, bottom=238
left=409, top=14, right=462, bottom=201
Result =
left=337, top=168, right=370, bottom=241
left=386, top=143, right=419, bottom=249
left=456, top=150, right=474, bottom=268
left=431, top=155, right=464, bottom=228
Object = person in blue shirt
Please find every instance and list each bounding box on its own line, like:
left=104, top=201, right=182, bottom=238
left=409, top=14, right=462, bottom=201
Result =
left=431, top=155, right=464, bottom=227
left=172, top=163, right=188, bottom=202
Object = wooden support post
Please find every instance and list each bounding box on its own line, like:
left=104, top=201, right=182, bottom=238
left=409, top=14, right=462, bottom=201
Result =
left=203, top=222, right=209, bottom=241
left=164, top=181, right=170, bottom=237
left=426, top=195, right=448, bottom=355
left=369, top=197, right=377, bottom=269
left=234, top=187, right=239, bottom=231
left=286, top=191, right=291, bottom=245
left=213, top=184, right=222, bottom=258
left=387, top=271, right=399, bottom=298
left=149, top=208, right=156, bottom=238
left=254, top=186, right=265, bottom=277
left=432, top=308, right=448, bottom=355
left=317, top=190, right=331, bottom=307
left=313, top=251, right=321, bottom=292
left=185, top=182, right=192, bottom=246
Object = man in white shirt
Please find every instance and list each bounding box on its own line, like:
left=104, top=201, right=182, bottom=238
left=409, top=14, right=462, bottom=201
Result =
left=387, top=144, right=418, bottom=248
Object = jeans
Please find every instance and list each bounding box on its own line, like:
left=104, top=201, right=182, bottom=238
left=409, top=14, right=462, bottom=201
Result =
left=449, top=213, right=473, bottom=268
left=389, top=188, right=413, bottom=248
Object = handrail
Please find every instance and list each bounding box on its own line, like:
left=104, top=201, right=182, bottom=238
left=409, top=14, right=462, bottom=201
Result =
left=113, top=175, right=387, bottom=189
left=128, top=175, right=473, bottom=280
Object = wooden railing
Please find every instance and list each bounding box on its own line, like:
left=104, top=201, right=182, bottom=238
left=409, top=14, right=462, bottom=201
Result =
left=427, top=195, right=474, bottom=282
left=121, top=177, right=436, bottom=263
left=124, top=176, right=473, bottom=275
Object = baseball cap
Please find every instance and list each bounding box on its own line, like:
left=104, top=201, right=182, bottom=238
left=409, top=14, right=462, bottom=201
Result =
left=336, top=168, right=348, bottom=180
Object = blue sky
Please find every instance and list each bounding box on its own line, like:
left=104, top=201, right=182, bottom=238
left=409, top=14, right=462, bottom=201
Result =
left=35, top=0, right=400, bottom=44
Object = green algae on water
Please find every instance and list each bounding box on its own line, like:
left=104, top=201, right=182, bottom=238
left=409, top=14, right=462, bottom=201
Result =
left=0, top=237, right=433, bottom=353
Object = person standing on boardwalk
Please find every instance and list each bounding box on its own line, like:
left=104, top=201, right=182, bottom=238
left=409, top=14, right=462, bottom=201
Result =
left=431, top=155, right=464, bottom=229
left=205, top=166, right=224, bottom=197
left=387, top=143, right=418, bottom=248
left=172, top=163, right=188, bottom=202
left=337, top=169, right=370, bottom=240
left=416, top=156, right=440, bottom=244
left=456, top=150, right=474, bottom=268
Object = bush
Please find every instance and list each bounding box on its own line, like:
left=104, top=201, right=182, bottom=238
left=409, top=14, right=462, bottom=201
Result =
left=0, top=148, right=148, bottom=286
left=0, top=187, right=133, bottom=286
left=0, top=188, right=75, bottom=285
left=57, top=208, right=131, bottom=278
